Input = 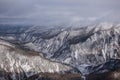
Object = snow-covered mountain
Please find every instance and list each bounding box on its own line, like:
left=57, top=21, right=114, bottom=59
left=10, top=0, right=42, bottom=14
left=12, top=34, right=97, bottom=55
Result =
left=0, top=23, right=120, bottom=79
left=16, top=23, right=120, bottom=73
left=0, top=39, right=79, bottom=80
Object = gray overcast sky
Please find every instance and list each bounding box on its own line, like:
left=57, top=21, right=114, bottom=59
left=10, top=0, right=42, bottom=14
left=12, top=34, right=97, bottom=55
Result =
left=0, top=0, right=120, bottom=25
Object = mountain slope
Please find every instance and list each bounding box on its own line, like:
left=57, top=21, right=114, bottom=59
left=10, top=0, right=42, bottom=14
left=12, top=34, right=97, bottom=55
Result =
left=0, top=23, right=120, bottom=75
left=0, top=39, right=78, bottom=80
left=18, top=24, right=120, bottom=72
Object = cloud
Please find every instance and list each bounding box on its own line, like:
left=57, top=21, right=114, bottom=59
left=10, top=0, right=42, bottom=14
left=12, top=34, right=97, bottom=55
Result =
left=0, top=0, right=120, bottom=25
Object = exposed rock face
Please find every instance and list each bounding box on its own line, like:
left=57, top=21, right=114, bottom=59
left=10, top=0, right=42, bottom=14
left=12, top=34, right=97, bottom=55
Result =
left=86, top=59, right=120, bottom=80
left=88, top=59, right=120, bottom=74
left=86, top=69, right=120, bottom=80
left=0, top=39, right=77, bottom=80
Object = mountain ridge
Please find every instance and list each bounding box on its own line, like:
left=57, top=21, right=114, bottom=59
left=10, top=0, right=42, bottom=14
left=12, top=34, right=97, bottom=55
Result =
left=0, top=23, right=120, bottom=76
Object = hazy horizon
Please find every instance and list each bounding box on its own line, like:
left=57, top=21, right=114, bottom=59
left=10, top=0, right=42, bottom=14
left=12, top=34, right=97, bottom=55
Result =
left=0, top=0, right=120, bottom=26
